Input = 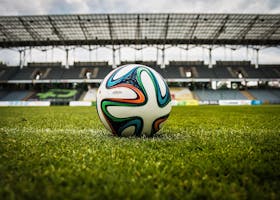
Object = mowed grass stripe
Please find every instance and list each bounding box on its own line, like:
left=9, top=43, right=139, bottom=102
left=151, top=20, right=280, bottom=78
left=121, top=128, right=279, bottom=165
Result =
left=0, top=106, right=279, bottom=199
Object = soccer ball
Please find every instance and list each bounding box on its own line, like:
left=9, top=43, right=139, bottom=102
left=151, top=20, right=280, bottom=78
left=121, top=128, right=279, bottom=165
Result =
left=96, top=64, right=172, bottom=137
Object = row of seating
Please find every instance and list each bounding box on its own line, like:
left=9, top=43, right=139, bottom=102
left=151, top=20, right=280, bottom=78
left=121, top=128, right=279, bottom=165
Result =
left=0, top=62, right=279, bottom=80
left=194, top=90, right=247, bottom=101
left=0, top=91, right=31, bottom=101
left=248, top=89, right=280, bottom=103
left=192, top=89, right=280, bottom=103
left=1, top=89, right=279, bottom=103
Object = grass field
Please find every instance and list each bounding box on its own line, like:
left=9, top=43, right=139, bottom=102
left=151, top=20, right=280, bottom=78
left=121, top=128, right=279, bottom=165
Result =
left=0, top=106, right=279, bottom=199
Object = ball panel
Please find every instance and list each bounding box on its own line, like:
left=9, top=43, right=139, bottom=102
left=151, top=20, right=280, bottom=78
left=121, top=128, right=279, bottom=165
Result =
left=106, top=66, right=138, bottom=88
left=112, top=65, right=137, bottom=80
left=96, top=64, right=172, bottom=137
left=106, top=84, right=146, bottom=105
left=121, top=126, right=135, bottom=137
left=152, top=114, right=170, bottom=135
left=99, top=85, right=137, bottom=100
left=136, top=67, right=171, bottom=107
left=149, top=68, right=167, bottom=97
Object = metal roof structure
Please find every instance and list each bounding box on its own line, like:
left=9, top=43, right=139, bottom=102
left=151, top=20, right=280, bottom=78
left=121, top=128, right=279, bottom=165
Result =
left=1, top=13, right=280, bottom=48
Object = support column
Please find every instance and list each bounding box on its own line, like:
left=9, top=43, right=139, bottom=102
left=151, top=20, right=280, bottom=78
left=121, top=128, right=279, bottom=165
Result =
left=119, top=47, right=121, bottom=64
left=112, top=47, right=116, bottom=69
left=29, top=47, right=32, bottom=63
left=65, top=48, right=69, bottom=69
left=255, top=48, right=259, bottom=69
left=96, top=46, right=98, bottom=61
left=45, top=49, right=48, bottom=62
left=89, top=49, right=92, bottom=61
left=23, top=49, right=26, bottom=68
left=19, top=50, right=24, bottom=69
left=208, top=48, right=213, bottom=69
left=156, top=46, right=159, bottom=64
left=161, top=47, right=165, bottom=69
left=246, top=46, right=249, bottom=60
left=51, top=48, right=54, bottom=62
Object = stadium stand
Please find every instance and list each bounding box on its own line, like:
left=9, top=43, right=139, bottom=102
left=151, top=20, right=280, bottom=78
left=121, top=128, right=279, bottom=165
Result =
left=43, top=68, right=64, bottom=80
left=270, top=89, right=280, bottom=98
left=215, top=61, right=250, bottom=78
left=96, top=66, right=113, bottom=79
left=0, top=66, right=19, bottom=81
left=74, top=62, right=110, bottom=79
left=120, top=61, right=158, bottom=67
left=120, top=61, right=164, bottom=73
left=61, top=67, right=83, bottom=79
left=243, top=66, right=264, bottom=78
left=0, top=61, right=279, bottom=104
left=194, top=90, right=248, bottom=101
left=0, top=91, right=31, bottom=101
left=0, top=61, right=280, bottom=81
left=259, top=65, right=280, bottom=79
left=248, top=89, right=280, bottom=103
left=195, top=66, right=216, bottom=79
left=167, top=61, right=204, bottom=79
left=164, top=66, right=181, bottom=78
left=170, top=87, right=195, bottom=100
left=11, top=68, right=35, bottom=80
left=214, top=61, right=236, bottom=78
left=82, top=88, right=98, bottom=101
left=0, top=90, right=9, bottom=99
left=28, top=62, right=62, bottom=68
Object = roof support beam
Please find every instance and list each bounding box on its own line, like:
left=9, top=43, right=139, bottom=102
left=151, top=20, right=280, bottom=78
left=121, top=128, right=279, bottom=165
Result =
left=212, top=15, right=229, bottom=43
left=1, top=38, right=280, bottom=48
left=107, top=15, right=114, bottom=42
left=48, top=16, right=66, bottom=41
left=78, top=15, right=92, bottom=41
left=187, top=15, right=199, bottom=42
left=18, top=17, right=42, bottom=41
left=0, top=23, right=20, bottom=41
left=162, top=14, right=170, bottom=41
left=236, top=15, right=259, bottom=40
left=135, top=15, right=142, bottom=40
left=260, top=19, right=280, bottom=40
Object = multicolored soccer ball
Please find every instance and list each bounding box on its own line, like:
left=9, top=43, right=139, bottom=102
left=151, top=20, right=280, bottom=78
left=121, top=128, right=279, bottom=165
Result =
left=96, top=64, right=172, bottom=137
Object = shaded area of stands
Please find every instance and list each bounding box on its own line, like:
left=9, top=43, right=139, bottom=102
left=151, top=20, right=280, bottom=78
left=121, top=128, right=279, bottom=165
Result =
left=0, top=90, right=9, bottom=99
left=194, top=90, right=247, bottom=101
left=0, top=91, right=30, bottom=101
left=11, top=68, right=35, bottom=80
left=167, top=61, right=280, bottom=79
left=248, top=89, right=280, bottom=103
left=1, top=88, right=279, bottom=103
left=170, top=87, right=194, bottom=100
left=82, top=89, right=97, bottom=101
left=0, top=61, right=279, bottom=81
left=0, top=67, right=19, bottom=81
left=193, top=89, right=280, bottom=103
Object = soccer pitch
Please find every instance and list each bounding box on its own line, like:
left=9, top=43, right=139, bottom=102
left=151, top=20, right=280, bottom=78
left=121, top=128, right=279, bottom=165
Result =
left=0, top=106, right=279, bottom=199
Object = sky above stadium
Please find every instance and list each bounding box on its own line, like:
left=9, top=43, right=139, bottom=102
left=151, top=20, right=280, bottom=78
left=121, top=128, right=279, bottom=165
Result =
left=0, top=0, right=280, bottom=66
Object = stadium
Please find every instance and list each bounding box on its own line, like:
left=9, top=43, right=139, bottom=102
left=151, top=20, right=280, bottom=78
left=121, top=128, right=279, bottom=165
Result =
left=0, top=7, right=280, bottom=200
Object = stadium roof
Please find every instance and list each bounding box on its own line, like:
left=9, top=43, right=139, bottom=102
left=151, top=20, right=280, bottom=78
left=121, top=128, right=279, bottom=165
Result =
left=0, top=13, right=280, bottom=47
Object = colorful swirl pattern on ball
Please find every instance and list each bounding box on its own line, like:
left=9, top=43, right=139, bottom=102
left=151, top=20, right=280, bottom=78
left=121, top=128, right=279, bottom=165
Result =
left=101, top=66, right=171, bottom=136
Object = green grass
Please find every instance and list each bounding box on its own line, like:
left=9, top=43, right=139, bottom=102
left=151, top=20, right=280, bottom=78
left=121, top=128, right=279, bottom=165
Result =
left=0, top=106, right=279, bottom=199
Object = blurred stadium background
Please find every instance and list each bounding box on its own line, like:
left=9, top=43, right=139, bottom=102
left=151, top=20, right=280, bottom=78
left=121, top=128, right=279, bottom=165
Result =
left=1, top=2, right=280, bottom=199
left=0, top=13, right=280, bottom=106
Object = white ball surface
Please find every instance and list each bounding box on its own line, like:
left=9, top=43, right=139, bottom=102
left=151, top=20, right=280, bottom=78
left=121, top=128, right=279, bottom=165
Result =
left=96, top=64, right=171, bottom=137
